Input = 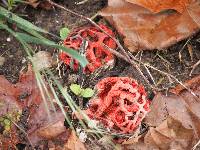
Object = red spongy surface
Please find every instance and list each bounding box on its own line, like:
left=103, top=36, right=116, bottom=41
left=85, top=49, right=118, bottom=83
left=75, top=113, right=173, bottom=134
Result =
left=59, top=24, right=116, bottom=73
left=86, top=77, right=150, bottom=133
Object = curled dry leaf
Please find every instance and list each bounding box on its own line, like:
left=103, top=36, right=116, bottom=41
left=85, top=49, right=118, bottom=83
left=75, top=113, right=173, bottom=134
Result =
left=145, top=117, right=194, bottom=150
left=125, top=0, right=191, bottom=13
left=37, top=116, right=66, bottom=139
left=64, top=131, right=87, bottom=150
left=100, top=0, right=200, bottom=52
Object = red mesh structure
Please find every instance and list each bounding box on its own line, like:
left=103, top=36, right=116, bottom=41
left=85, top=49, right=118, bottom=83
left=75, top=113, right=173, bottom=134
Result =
left=59, top=24, right=116, bottom=73
left=86, top=77, right=150, bottom=133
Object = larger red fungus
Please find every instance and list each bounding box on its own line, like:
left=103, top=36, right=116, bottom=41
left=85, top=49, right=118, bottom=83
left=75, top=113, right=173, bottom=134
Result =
left=86, top=77, right=150, bottom=133
left=59, top=24, right=116, bottom=73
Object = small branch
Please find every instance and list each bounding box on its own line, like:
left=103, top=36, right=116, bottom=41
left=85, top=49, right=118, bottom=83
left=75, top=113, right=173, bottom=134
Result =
left=190, top=59, right=200, bottom=76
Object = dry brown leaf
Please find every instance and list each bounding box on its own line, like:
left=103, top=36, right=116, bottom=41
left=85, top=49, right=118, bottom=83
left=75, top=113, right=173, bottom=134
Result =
left=124, top=141, right=159, bottom=150
left=35, top=113, right=66, bottom=139
left=125, top=0, right=191, bottom=13
left=0, top=64, right=68, bottom=147
left=142, top=75, right=200, bottom=149
left=100, top=0, right=200, bottom=52
left=144, top=117, right=194, bottom=150
left=170, top=74, right=200, bottom=95
left=64, top=131, right=87, bottom=150
left=26, top=0, right=53, bottom=10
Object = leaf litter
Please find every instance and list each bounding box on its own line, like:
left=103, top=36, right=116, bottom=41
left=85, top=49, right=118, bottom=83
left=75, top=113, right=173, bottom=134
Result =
left=100, top=0, right=200, bottom=52
left=0, top=64, right=79, bottom=148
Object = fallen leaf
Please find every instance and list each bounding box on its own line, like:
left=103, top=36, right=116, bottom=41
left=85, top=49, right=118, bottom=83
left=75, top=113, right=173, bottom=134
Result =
left=169, top=74, right=200, bottom=95
left=100, top=0, right=200, bottom=52
left=37, top=117, right=66, bottom=139
left=143, top=77, right=200, bottom=149
left=0, top=64, right=67, bottom=147
left=64, top=131, right=87, bottom=150
left=124, top=141, right=158, bottom=150
left=125, top=0, right=191, bottom=13
left=144, top=117, right=194, bottom=150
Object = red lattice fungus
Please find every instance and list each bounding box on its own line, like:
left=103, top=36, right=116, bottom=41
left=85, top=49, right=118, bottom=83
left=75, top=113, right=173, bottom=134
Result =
left=59, top=24, right=116, bottom=73
left=86, top=77, right=150, bottom=133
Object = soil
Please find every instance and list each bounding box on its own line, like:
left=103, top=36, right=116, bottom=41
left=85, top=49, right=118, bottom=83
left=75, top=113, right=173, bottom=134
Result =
left=0, top=0, right=200, bottom=149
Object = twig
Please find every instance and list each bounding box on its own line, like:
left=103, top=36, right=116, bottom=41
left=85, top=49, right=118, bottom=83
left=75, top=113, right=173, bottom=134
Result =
left=103, top=44, right=154, bottom=89
left=11, top=120, right=34, bottom=149
left=190, top=59, right=200, bottom=76
left=75, top=0, right=90, bottom=5
left=144, top=65, right=156, bottom=85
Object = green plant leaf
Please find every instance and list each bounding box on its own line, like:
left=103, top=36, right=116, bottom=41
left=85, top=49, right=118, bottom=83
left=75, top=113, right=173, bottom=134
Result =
left=81, top=88, right=94, bottom=98
left=70, top=84, right=82, bottom=96
left=60, top=27, right=70, bottom=40
left=0, top=6, right=47, bottom=33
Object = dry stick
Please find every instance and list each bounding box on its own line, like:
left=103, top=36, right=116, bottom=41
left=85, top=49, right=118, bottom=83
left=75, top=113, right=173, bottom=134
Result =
left=190, top=59, right=200, bottom=76
left=11, top=120, right=34, bottom=149
left=47, top=0, right=151, bottom=88
left=134, top=59, right=199, bottom=99
left=103, top=44, right=160, bottom=91
left=104, top=44, right=198, bottom=98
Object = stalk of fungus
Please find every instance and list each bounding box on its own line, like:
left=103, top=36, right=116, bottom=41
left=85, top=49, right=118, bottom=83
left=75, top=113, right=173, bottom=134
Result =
left=86, top=77, right=150, bottom=133
left=59, top=24, right=116, bottom=73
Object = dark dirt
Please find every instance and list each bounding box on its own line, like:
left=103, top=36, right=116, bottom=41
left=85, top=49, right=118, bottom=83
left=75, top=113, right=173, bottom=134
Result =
left=0, top=0, right=200, bottom=149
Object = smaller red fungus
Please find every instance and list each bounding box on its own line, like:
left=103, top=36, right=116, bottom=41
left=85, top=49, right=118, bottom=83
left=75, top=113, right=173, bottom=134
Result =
left=86, top=77, right=150, bottom=133
left=59, top=24, right=116, bottom=73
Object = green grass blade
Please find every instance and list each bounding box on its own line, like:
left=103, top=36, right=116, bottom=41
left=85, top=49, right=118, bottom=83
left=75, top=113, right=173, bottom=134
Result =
left=0, top=6, right=47, bottom=33
left=16, top=32, right=88, bottom=67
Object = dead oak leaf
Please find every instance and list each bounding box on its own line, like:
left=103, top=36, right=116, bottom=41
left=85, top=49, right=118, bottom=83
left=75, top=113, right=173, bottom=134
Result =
left=143, top=75, right=200, bottom=149
left=64, top=131, right=87, bottom=150
left=125, top=0, right=191, bottom=13
left=170, top=74, right=200, bottom=95
left=100, top=0, right=200, bottom=52
left=144, top=117, right=194, bottom=150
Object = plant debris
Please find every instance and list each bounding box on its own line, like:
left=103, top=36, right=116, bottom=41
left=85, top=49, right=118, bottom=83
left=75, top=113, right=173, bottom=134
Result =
left=125, top=0, right=191, bottom=13
left=64, top=130, right=87, bottom=150
left=100, top=0, right=200, bottom=52
left=32, top=51, right=53, bottom=71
